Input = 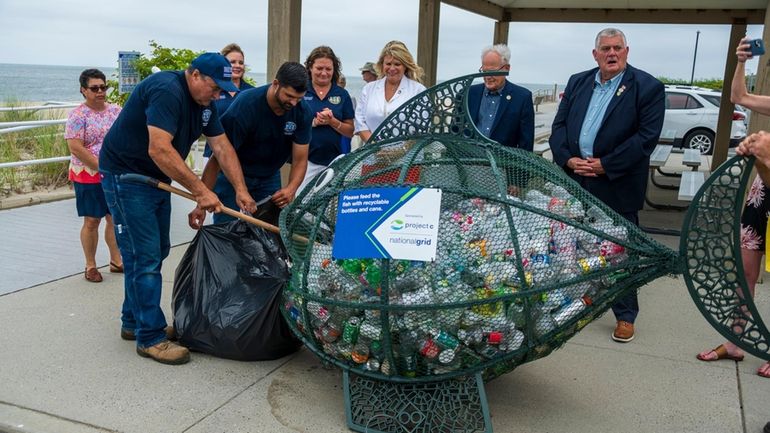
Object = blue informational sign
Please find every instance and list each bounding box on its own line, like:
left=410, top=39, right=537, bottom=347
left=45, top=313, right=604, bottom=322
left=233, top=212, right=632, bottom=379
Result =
left=333, top=187, right=442, bottom=261
left=118, top=51, right=141, bottom=94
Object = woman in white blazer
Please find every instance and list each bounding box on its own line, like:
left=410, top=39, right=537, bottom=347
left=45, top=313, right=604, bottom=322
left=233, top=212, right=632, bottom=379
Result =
left=354, top=41, right=426, bottom=144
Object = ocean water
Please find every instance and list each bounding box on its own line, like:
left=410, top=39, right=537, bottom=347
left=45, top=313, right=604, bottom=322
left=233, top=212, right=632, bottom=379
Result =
left=0, top=63, right=560, bottom=103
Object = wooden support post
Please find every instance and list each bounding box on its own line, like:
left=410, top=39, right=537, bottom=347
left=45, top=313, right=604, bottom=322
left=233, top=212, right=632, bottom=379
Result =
left=712, top=20, right=746, bottom=171
left=267, top=0, right=302, bottom=83
left=418, top=0, right=441, bottom=87
left=748, top=1, right=770, bottom=135
left=493, top=21, right=509, bottom=45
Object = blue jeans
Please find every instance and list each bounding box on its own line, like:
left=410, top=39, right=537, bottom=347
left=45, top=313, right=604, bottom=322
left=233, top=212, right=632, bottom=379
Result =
left=102, top=172, right=171, bottom=348
left=212, top=172, right=280, bottom=224
left=611, top=211, right=639, bottom=324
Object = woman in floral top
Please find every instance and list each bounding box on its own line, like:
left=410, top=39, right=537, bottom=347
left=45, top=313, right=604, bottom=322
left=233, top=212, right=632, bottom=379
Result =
left=64, top=69, right=123, bottom=283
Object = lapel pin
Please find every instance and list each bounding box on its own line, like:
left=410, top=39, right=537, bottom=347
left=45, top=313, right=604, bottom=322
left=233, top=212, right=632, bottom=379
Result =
left=506, top=95, right=511, bottom=100
left=616, top=85, right=626, bottom=97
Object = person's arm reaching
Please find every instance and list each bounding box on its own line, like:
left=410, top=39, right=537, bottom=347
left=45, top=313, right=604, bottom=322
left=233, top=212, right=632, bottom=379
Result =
left=147, top=126, right=220, bottom=212
left=272, top=142, right=308, bottom=208
left=731, top=37, right=770, bottom=116
left=207, top=132, right=256, bottom=214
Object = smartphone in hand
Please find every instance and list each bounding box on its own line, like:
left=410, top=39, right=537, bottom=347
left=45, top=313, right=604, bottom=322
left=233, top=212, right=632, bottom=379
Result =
left=748, top=38, right=766, bottom=56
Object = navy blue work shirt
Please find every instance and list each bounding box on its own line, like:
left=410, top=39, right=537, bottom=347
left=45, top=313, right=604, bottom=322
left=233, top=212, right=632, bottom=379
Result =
left=221, top=84, right=313, bottom=179
left=304, top=83, right=354, bottom=166
left=203, top=80, right=256, bottom=157
left=100, top=71, right=224, bottom=183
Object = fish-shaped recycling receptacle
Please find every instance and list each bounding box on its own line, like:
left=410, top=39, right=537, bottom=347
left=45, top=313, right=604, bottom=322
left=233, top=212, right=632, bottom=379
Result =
left=279, top=73, right=768, bottom=385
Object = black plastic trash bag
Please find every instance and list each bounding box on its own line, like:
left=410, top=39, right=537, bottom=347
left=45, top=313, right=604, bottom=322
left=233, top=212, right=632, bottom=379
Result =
left=172, top=219, right=301, bottom=361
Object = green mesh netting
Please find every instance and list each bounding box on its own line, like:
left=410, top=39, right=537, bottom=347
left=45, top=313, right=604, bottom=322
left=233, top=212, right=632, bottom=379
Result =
left=278, top=73, right=682, bottom=383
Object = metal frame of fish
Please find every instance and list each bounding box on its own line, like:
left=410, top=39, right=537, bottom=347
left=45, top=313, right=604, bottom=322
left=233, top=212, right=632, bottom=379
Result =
left=680, top=155, right=770, bottom=362
left=276, top=72, right=741, bottom=384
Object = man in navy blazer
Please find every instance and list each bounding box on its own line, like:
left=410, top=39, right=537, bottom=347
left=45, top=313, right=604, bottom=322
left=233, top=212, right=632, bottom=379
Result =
left=468, top=44, right=534, bottom=151
left=549, top=28, right=665, bottom=343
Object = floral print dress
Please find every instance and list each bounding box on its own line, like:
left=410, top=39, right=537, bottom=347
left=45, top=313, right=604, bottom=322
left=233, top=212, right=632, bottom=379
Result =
left=741, top=176, right=770, bottom=251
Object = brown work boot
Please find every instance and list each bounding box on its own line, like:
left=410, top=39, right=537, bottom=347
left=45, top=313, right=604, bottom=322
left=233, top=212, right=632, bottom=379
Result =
left=136, top=340, right=190, bottom=365
left=121, top=326, right=177, bottom=341
left=612, top=320, right=635, bottom=343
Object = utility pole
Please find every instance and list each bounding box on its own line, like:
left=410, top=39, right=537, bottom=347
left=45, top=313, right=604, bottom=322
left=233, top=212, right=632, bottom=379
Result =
left=690, top=30, right=701, bottom=85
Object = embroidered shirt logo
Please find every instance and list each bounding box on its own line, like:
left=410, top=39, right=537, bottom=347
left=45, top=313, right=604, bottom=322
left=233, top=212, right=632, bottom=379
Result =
left=329, top=96, right=341, bottom=105
left=284, top=121, right=297, bottom=135
left=202, top=109, right=212, bottom=126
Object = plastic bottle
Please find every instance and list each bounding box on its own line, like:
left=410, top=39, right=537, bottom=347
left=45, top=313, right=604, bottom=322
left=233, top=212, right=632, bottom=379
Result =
left=506, top=301, right=526, bottom=328
left=552, top=296, right=592, bottom=326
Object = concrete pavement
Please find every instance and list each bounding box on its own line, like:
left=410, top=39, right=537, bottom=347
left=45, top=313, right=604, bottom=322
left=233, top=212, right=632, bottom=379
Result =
left=0, top=189, right=768, bottom=433
left=0, top=232, right=767, bottom=433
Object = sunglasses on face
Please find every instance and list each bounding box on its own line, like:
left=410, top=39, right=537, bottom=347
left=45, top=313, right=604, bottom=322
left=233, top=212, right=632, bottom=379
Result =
left=86, top=85, right=109, bottom=92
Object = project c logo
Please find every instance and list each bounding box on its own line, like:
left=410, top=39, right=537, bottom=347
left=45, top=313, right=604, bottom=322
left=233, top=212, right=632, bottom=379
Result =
left=390, top=219, right=404, bottom=230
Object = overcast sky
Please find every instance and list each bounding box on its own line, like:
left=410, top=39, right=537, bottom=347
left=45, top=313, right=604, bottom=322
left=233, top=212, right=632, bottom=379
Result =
left=0, top=0, right=763, bottom=84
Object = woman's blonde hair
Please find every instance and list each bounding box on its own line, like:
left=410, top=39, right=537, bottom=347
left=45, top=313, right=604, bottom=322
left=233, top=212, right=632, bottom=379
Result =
left=220, top=43, right=244, bottom=57
left=376, top=40, right=424, bottom=84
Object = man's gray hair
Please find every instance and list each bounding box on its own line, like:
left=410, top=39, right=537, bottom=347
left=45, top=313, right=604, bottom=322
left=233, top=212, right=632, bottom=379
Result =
left=481, top=44, right=511, bottom=65
left=595, top=28, right=627, bottom=48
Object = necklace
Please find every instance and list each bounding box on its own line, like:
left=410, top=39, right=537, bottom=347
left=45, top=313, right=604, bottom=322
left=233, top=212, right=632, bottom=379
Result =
left=315, top=83, right=331, bottom=98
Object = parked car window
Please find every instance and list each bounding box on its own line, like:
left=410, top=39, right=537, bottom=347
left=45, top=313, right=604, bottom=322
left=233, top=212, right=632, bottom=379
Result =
left=700, top=94, right=721, bottom=107
left=667, top=92, right=691, bottom=109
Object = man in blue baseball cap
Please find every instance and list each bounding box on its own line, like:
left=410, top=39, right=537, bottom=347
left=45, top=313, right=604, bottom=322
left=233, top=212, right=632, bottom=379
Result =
left=99, top=52, right=256, bottom=365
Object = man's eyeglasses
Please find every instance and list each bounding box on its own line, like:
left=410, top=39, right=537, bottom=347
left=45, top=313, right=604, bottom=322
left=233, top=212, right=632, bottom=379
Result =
left=478, top=64, right=509, bottom=73
left=86, top=85, right=109, bottom=92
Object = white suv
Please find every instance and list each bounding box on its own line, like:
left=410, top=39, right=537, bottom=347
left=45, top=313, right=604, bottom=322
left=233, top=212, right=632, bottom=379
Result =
left=661, top=85, right=747, bottom=155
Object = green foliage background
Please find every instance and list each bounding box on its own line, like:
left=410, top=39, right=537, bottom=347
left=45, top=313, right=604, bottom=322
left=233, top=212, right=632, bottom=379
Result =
left=105, top=40, right=257, bottom=106
left=657, top=77, right=724, bottom=90
left=106, top=41, right=203, bottom=105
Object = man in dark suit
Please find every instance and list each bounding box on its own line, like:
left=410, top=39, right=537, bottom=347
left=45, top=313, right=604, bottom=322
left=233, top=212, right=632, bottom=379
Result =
left=468, top=44, right=534, bottom=151
left=549, top=28, right=665, bottom=343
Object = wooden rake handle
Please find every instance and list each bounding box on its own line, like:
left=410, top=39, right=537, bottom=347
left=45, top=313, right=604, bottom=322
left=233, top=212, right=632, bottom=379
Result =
left=120, top=173, right=309, bottom=244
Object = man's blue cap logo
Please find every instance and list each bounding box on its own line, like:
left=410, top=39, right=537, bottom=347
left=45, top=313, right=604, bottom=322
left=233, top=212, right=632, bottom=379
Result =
left=190, top=52, right=238, bottom=93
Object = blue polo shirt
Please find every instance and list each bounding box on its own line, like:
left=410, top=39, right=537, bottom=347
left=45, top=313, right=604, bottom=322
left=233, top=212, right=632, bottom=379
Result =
left=221, top=84, right=313, bottom=178
left=304, top=83, right=354, bottom=165
left=100, top=71, right=224, bottom=183
left=203, top=80, right=256, bottom=157
left=215, top=80, right=255, bottom=114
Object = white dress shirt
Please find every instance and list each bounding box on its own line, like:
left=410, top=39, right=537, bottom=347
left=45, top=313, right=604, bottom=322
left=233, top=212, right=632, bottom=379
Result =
left=354, top=76, right=426, bottom=135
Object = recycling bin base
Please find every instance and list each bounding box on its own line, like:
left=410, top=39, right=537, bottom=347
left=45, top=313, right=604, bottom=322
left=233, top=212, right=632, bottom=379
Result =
left=343, top=371, right=492, bottom=433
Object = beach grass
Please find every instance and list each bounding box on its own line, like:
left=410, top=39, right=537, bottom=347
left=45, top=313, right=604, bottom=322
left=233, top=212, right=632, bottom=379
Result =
left=0, top=100, right=69, bottom=195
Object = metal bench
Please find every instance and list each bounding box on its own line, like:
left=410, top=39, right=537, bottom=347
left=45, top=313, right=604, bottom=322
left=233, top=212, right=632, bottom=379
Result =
left=682, top=149, right=703, bottom=171
left=648, top=145, right=676, bottom=191
left=650, top=144, right=673, bottom=168
left=678, top=170, right=706, bottom=201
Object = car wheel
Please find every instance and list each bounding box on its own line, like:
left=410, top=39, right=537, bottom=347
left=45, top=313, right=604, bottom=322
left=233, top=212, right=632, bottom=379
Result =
left=684, top=129, right=715, bottom=155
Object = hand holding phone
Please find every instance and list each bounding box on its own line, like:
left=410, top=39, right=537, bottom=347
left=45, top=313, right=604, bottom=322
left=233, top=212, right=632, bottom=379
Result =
left=748, top=38, right=765, bottom=57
